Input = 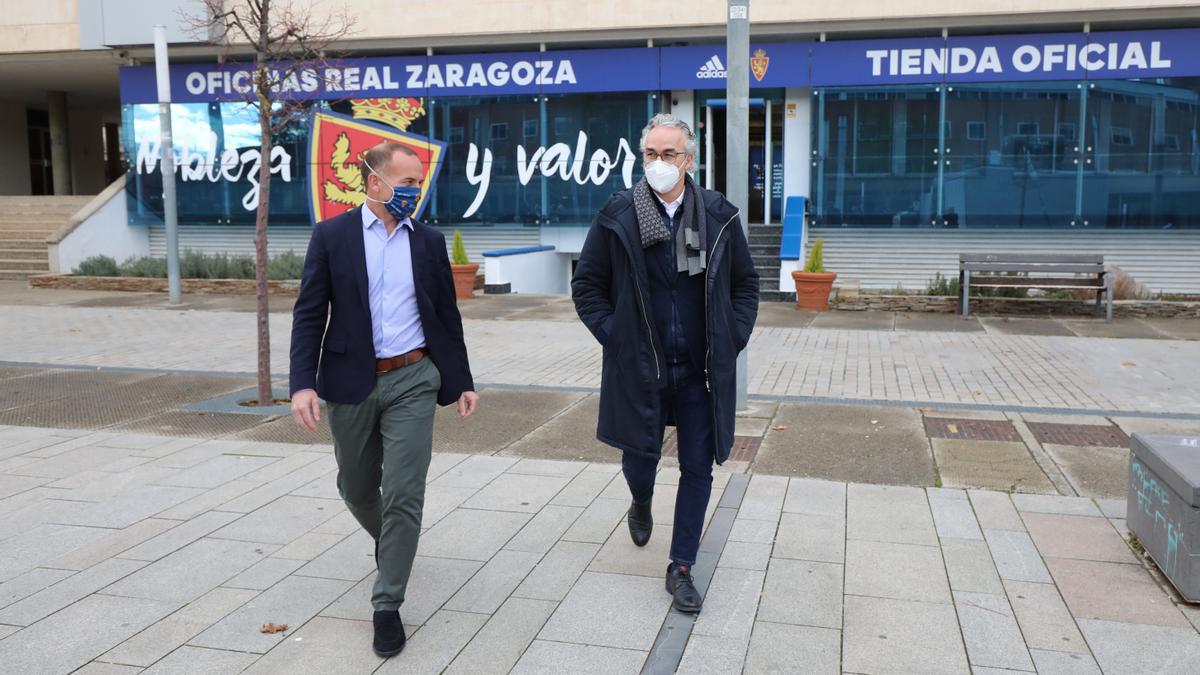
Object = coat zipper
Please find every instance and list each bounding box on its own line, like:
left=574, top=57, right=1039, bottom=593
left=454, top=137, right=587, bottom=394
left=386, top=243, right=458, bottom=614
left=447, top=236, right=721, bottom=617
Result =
left=632, top=269, right=661, bottom=381
left=704, top=211, right=739, bottom=393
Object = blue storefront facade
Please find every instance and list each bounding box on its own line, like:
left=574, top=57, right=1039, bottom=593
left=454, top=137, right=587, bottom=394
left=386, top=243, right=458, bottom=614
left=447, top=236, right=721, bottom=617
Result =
left=115, top=27, right=1200, bottom=293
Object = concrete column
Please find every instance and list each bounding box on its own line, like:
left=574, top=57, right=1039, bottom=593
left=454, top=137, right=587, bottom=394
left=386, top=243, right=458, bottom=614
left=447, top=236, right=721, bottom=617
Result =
left=48, top=91, right=72, bottom=195
left=783, top=88, right=810, bottom=199
left=779, top=88, right=812, bottom=291
left=669, top=90, right=697, bottom=181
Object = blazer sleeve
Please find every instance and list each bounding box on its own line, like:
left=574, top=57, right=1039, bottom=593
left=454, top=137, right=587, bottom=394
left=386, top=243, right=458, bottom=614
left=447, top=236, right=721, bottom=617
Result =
left=727, top=214, right=760, bottom=352
left=289, top=223, right=331, bottom=395
left=570, top=219, right=616, bottom=346
left=434, top=231, right=475, bottom=396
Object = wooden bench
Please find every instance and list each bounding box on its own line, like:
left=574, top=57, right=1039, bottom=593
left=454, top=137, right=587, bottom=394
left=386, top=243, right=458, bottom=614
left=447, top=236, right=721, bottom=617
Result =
left=959, top=253, right=1112, bottom=322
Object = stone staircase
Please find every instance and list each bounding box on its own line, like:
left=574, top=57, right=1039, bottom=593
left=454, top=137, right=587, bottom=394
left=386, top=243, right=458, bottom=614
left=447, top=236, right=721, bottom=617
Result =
left=747, top=222, right=792, bottom=303
left=0, top=196, right=93, bottom=280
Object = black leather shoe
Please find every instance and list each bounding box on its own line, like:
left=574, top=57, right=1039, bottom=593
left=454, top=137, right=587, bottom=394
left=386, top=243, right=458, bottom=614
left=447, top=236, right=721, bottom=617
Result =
left=665, top=563, right=702, bottom=613
left=372, top=609, right=406, bottom=657
left=627, top=498, right=653, bottom=547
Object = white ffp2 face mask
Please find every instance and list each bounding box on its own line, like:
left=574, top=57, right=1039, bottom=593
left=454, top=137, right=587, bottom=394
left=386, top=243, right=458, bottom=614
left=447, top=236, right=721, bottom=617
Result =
left=644, top=159, right=682, bottom=194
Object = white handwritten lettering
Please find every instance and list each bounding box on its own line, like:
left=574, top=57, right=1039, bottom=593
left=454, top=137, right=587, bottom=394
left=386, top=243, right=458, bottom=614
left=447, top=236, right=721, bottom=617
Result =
left=136, top=131, right=293, bottom=211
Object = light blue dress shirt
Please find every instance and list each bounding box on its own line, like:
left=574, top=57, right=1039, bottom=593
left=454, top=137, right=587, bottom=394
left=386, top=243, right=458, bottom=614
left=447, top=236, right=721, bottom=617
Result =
left=361, top=205, right=426, bottom=359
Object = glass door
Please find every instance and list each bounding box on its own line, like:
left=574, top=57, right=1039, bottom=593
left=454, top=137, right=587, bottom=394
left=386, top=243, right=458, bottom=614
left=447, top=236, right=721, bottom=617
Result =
left=700, top=94, right=784, bottom=224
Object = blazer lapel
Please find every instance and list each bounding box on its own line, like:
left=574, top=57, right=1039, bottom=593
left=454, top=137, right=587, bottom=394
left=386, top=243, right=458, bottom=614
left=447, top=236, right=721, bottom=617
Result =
left=408, top=221, right=433, bottom=309
left=347, top=210, right=370, bottom=313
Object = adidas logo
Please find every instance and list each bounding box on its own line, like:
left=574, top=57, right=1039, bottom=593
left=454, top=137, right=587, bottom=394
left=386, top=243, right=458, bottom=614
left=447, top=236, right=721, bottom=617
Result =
left=696, top=55, right=727, bottom=79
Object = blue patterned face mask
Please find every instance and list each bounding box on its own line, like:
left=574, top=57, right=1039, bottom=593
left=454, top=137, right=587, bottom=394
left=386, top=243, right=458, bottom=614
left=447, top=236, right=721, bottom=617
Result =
left=364, top=159, right=422, bottom=220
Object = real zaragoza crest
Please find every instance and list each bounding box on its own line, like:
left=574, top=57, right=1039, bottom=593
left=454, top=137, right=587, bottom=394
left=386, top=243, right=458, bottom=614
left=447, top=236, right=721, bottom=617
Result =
left=751, top=49, right=770, bottom=82
left=307, top=98, right=447, bottom=223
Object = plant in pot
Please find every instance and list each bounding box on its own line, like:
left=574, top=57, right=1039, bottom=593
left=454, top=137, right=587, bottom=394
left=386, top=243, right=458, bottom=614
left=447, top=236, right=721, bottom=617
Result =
left=449, top=230, right=478, bottom=300
left=792, top=238, right=837, bottom=311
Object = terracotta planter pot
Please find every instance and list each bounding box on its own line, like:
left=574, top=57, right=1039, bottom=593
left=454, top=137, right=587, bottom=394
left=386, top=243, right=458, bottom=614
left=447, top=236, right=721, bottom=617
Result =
left=451, top=263, right=480, bottom=300
left=792, top=271, right=837, bottom=311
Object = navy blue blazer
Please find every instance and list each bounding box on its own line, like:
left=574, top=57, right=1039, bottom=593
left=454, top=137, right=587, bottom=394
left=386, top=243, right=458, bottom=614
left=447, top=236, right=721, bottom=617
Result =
left=289, top=207, right=474, bottom=406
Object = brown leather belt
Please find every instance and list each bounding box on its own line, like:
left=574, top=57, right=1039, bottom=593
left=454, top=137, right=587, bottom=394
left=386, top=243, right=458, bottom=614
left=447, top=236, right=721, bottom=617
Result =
left=375, top=348, right=429, bottom=374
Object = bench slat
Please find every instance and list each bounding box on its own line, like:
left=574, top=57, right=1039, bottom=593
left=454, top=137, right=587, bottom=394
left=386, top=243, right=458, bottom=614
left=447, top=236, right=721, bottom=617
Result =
left=959, top=253, right=1104, bottom=264
left=968, top=277, right=1107, bottom=288
left=962, top=263, right=1105, bottom=273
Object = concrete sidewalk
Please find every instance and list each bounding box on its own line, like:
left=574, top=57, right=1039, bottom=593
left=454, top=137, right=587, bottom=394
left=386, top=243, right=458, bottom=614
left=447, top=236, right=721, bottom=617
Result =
left=1, top=425, right=1199, bottom=674
left=3, top=301, right=1200, bottom=414
left=2, top=287, right=1200, bottom=673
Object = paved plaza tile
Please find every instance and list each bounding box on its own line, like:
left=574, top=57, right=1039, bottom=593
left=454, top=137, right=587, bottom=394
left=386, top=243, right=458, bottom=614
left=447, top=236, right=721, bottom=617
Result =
left=5, top=303, right=1199, bottom=413
left=1, top=287, right=1200, bottom=675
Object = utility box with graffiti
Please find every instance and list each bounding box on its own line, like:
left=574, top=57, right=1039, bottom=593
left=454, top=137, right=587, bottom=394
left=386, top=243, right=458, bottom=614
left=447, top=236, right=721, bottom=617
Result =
left=1128, top=433, right=1200, bottom=603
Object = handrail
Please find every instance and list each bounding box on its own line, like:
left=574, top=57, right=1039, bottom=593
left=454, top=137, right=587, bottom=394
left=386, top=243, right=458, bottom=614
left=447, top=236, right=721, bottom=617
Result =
left=46, top=176, right=126, bottom=245
left=779, top=195, right=806, bottom=261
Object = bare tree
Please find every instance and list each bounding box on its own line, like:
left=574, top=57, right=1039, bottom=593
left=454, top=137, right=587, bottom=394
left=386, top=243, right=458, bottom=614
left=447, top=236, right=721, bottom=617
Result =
left=188, top=0, right=354, bottom=405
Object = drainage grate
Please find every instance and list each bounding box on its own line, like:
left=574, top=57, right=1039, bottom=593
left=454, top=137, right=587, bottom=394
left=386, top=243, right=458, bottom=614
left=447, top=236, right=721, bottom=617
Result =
left=236, top=416, right=335, bottom=446
left=663, top=435, right=761, bottom=462
left=1027, top=422, right=1130, bottom=448
left=923, top=417, right=1022, bottom=442
left=115, top=411, right=273, bottom=437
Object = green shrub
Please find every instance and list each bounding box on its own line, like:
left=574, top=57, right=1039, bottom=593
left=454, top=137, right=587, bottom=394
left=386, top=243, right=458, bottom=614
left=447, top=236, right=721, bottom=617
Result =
left=802, top=238, right=826, bottom=273
left=451, top=230, right=470, bottom=265
left=74, top=251, right=308, bottom=281
left=181, top=250, right=256, bottom=279
left=267, top=250, right=305, bottom=280
left=74, top=255, right=120, bottom=276
left=925, top=272, right=959, bottom=297
left=118, top=256, right=168, bottom=278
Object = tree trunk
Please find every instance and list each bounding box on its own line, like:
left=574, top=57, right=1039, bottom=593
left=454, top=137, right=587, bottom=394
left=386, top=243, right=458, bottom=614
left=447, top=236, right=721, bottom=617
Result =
left=254, top=75, right=273, bottom=407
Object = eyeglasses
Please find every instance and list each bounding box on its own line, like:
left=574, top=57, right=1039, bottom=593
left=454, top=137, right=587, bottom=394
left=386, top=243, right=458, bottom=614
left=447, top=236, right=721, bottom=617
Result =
left=643, top=150, right=684, bottom=163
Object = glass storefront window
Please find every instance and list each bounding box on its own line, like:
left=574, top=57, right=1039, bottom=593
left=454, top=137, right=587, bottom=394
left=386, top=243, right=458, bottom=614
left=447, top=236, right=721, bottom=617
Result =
left=1081, top=78, right=1200, bottom=228
left=811, top=78, right=1200, bottom=229
left=944, top=82, right=1082, bottom=227
left=123, top=101, right=313, bottom=227
left=811, top=86, right=940, bottom=227
left=542, top=92, right=652, bottom=225
left=122, top=92, right=657, bottom=230
left=425, top=95, right=542, bottom=228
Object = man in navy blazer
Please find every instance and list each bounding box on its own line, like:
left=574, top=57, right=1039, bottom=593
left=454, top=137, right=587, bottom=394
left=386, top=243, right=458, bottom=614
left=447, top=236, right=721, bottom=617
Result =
left=289, top=141, right=478, bottom=658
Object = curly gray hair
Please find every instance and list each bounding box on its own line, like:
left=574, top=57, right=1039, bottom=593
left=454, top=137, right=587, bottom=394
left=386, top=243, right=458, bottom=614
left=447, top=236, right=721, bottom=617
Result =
left=639, top=113, right=698, bottom=157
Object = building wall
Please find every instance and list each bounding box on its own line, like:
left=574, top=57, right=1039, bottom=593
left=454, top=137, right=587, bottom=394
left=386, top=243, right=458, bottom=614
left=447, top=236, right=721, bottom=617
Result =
left=310, top=0, right=1200, bottom=41
left=809, top=228, right=1200, bottom=293
left=7, top=1, right=1200, bottom=54
left=0, top=1, right=78, bottom=53
left=67, top=106, right=119, bottom=195
left=0, top=101, right=32, bottom=195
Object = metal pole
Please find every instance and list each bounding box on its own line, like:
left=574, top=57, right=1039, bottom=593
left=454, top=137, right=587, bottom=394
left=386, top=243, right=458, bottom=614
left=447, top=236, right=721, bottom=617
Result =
left=764, top=99, right=772, bottom=225
left=154, top=25, right=182, bottom=305
left=705, top=105, right=715, bottom=189
left=727, top=0, right=750, bottom=411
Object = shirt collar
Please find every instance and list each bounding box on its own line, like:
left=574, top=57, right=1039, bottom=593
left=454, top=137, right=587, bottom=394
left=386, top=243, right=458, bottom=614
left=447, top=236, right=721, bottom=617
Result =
left=361, top=205, right=413, bottom=231
left=654, top=192, right=685, bottom=212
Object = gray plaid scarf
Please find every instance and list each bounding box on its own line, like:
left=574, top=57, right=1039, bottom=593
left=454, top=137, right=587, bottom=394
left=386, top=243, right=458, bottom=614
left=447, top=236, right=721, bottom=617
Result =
left=633, top=174, right=707, bottom=276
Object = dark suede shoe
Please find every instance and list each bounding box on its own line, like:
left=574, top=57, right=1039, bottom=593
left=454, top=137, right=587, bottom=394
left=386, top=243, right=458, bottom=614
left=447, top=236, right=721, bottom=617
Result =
left=665, top=563, right=702, bottom=613
left=628, top=498, right=653, bottom=547
left=372, top=609, right=406, bottom=657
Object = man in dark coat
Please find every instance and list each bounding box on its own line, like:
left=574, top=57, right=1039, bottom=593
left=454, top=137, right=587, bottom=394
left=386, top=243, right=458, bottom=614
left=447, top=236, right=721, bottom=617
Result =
left=571, top=113, right=759, bottom=613
left=290, top=141, right=479, bottom=657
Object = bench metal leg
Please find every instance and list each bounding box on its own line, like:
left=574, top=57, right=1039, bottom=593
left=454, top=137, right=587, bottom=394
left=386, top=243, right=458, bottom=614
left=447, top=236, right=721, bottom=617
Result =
left=961, top=270, right=970, bottom=320
left=1106, top=272, right=1113, bottom=323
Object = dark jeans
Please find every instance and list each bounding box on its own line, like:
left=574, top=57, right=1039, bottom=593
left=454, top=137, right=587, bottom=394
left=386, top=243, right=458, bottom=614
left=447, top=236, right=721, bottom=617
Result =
left=622, top=361, right=715, bottom=567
